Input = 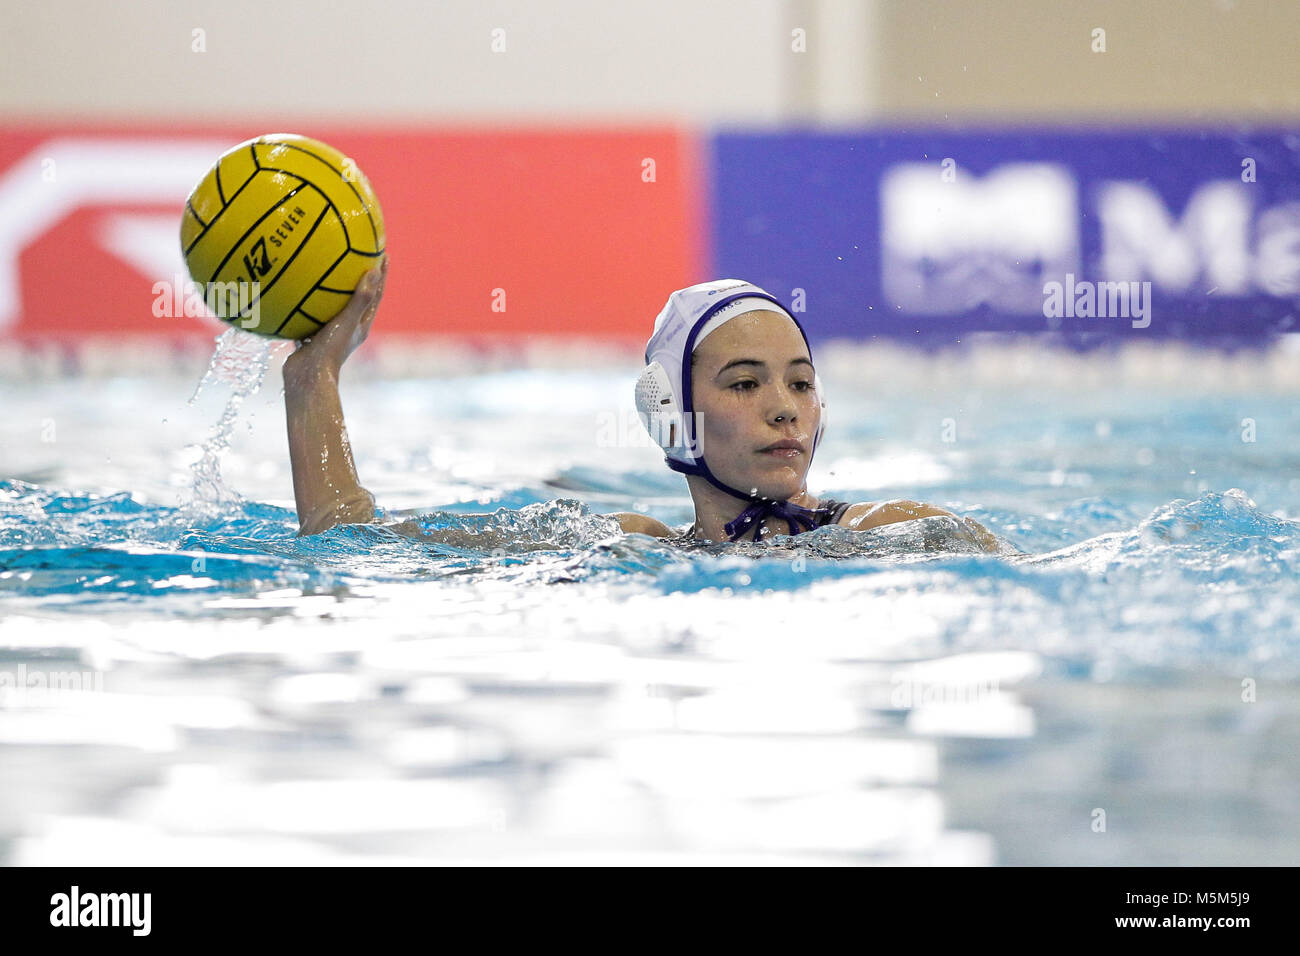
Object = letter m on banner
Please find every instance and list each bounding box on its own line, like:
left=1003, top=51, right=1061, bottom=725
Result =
left=880, top=163, right=1080, bottom=315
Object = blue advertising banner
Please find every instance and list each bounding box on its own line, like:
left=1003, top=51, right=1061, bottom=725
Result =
left=709, top=129, right=1300, bottom=347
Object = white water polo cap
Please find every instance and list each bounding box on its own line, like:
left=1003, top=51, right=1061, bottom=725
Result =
left=635, top=280, right=830, bottom=539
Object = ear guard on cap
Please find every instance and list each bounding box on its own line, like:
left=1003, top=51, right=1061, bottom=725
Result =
left=635, top=360, right=698, bottom=461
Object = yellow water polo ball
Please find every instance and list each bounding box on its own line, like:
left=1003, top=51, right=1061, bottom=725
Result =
left=181, top=133, right=385, bottom=339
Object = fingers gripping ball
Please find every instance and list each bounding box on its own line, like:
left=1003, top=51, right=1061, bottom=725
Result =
left=181, top=134, right=385, bottom=339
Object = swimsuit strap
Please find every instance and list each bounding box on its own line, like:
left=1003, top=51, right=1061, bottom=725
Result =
left=819, top=499, right=851, bottom=527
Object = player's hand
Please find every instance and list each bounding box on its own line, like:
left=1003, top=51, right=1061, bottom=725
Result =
left=285, top=254, right=387, bottom=379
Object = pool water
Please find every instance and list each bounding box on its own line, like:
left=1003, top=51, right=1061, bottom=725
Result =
left=2, top=333, right=1298, bottom=865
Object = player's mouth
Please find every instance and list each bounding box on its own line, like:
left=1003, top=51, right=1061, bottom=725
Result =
left=757, top=439, right=806, bottom=458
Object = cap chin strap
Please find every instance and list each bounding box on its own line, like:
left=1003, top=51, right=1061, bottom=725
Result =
left=666, top=452, right=834, bottom=542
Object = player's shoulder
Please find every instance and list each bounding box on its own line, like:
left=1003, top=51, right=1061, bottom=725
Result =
left=836, top=499, right=953, bottom=530
left=836, top=502, right=876, bottom=528
left=610, top=512, right=675, bottom=538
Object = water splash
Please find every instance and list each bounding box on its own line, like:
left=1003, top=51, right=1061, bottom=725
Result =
left=391, top=498, right=625, bottom=552
left=181, top=329, right=284, bottom=518
left=4, top=476, right=1300, bottom=672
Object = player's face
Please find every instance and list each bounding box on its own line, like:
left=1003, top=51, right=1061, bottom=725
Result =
left=690, top=311, right=820, bottom=501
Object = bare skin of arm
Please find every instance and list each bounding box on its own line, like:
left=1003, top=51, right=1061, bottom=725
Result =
left=609, top=512, right=674, bottom=537
left=284, top=265, right=661, bottom=542
left=283, top=256, right=387, bottom=536
left=842, top=499, right=1002, bottom=552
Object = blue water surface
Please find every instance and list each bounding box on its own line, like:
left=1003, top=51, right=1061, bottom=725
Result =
left=2, top=339, right=1298, bottom=865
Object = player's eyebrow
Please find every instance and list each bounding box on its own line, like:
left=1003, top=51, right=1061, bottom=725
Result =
left=715, top=357, right=813, bottom=377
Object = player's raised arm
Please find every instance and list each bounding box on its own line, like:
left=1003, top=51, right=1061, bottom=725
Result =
left=282, top=257, right=387, bottom=536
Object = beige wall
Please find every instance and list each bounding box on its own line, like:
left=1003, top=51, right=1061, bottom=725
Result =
left=0, top=0, right=793, bottom=123
left=874, top=0, right=1300, bottom=121
left=1, top=0, right=1295, bottom=124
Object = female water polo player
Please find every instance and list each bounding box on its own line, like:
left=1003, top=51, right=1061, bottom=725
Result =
left=283, top=262, right=1000, bottom=551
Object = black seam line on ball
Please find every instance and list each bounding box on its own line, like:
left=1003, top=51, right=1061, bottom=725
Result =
left=277, top=247, right=348, bottom=334
left=262, top=141, right=380, bottom=250
left=204, top=181, right=322, bottom=286
left=183, top=170, right=299, bottom=257
left=229, top=203, right=333, bottom=329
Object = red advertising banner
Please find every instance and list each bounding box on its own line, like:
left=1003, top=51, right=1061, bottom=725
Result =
left=0, top=125, right=702, bottom=344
